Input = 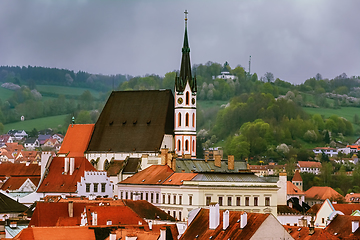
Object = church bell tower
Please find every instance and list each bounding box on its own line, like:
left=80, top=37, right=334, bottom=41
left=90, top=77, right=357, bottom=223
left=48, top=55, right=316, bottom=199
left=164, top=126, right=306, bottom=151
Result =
left=174, top=10, right=197, bottom=159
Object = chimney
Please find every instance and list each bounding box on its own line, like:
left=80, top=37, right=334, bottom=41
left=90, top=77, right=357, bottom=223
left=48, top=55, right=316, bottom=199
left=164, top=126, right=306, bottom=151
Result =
left=228, top=155, right=234, bottom=170
left=240, top=212, right=247, bottom=229
left=92, top=212, right=97, bottom=226
left=109, top=231, right=116, bottom=240
left=171, top=157, right=176, bottom=171
left=107, top=220, right=112, bottom=225
left=209, top=203, right=220, bottom=229
left=159, top=228, right=166, bottom=240
left=149, top=220, right=153, bottom=230
left=26, top=161, right=30, bottom=166
left=205, top=154, right=208, bottom=163
left=161, top=148, right=168, bottom=165
left=352, top=220, right=359, bottom=233
left=223, top=210, right=229, bottom=230
left=80, top=212, right=87, bottom=226
left=64, top=157, right=69, bottom=174
left=214, top=155, right=221, bottom=168
left=68, top=201, right=73, bottom=218
left=69, top=158, right=75, bottom=175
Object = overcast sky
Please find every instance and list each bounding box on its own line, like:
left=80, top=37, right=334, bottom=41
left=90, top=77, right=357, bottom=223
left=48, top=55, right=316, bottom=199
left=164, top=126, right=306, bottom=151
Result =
left=1, top=0, right=359, bottom=84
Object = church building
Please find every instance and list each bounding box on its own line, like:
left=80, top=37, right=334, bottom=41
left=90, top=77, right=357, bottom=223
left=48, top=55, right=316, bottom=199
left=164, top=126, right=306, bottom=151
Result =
left=85, top=10, right=197, bottom=170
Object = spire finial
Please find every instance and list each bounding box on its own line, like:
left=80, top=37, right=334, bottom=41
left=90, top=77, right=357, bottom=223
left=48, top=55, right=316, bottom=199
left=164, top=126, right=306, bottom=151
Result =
left=184, top=10, right=188, bottom=27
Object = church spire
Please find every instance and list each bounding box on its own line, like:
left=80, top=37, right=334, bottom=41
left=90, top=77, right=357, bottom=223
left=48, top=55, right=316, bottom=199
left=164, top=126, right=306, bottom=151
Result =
left=176, top=10, right=197, bottom=93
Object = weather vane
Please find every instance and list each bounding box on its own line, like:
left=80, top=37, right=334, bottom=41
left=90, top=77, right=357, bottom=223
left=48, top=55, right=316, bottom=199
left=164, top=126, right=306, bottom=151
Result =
left=184, top=10, right=188, bottom=27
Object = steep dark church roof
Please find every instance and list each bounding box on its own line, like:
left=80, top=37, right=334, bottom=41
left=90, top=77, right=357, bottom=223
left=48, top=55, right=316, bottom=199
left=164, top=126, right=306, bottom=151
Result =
left=175, top=11, right=197, bottom=93
left=86, top=90, right=174, bottom=153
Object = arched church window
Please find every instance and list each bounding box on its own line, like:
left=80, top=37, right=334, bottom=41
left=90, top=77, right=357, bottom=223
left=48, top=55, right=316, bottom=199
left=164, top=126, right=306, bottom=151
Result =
left=178, top=113, right=181, bottom=127
left=104, top=159, right=110, bottom=170
left=185, top=113, right=189, bottom=127
left=186, top=91, right=189, bottom=105
left=185, top=140, right=189, bottom=151
left=90, top=159, right=96, bottom=167
left=192, top=113, right=195, bottom=127
left=193, top=140, right=195, bottom=152
left=178, top=140, right=181, bottom=151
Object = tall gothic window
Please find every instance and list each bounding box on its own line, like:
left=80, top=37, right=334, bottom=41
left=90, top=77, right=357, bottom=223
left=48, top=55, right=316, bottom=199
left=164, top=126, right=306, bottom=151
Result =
left=192, top=113, right=195, bottom=127
left=185, top=113, right=189, bottom=126
left=192, top=140, right=195, bottom=152
left=178, top=113, right=181, bottom=127
left=178, top=140, right=181, bottom=151
left=104, top=159, right=110, bottom=170
left=185, top=140, right=189, bottom=151
left=186, top=91, right=189, bottom=105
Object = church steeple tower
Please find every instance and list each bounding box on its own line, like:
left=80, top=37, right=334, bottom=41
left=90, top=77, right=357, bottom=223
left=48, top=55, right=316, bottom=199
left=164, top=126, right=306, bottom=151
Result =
left=174, top=10, right=197, bottom=159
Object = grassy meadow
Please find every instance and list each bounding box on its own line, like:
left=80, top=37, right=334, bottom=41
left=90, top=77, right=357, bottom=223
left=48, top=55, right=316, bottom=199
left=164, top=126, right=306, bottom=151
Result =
left=0, top=87, right=14, bottom=101
left=37, top=85, right=101, bottom=98
left=3, top=114, right=69, bottom=133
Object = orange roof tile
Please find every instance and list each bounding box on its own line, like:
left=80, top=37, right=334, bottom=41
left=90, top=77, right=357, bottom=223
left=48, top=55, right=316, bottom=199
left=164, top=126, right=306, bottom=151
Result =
left=0, top=163, right=40, bottom=177
left=305, top=186, right=344, bottom=202
left=120, top=165, right=174, bottom=185
left=86, top=205, right=146, bottom=225
left=298, top=161, right=322, bottom=168
left=1, top=176, right=40, bottom=190
left=162, top=172, right=197, bottom=185
left=332, top=203, right=360, bottom=215
left=284, top=226, right=338, bottom=240
left=345, top=193, right=360, bottom=203
left=292, top=170, right=303, bottom=181
left=58, top=124, right=94, bottom=158
left=111, top=224, right=178, bottom=240
left=13, top=226, right=96, bottom=240
left=121, top=200, right=176, bottom=221
left=325, top=215, right=360, bottom=238
left=37, top=156, right=96, bottom=193
left=287, top=181, right=305, bottom=195
left=180, top=209, right=270, bottom=240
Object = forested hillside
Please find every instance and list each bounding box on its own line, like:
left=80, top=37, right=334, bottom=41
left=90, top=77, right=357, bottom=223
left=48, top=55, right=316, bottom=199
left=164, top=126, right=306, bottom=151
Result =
left=1, top=63, right=360, bottom=164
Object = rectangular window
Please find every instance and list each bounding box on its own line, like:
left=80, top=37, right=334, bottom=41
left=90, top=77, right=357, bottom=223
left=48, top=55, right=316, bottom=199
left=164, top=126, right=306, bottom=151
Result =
left=245, top=197, right=249, bottom=206
left=130, top=192, right=133, bottom=200
left=168, top=194, right=171, bottom=204
left=163, top=194, right=166, bottom=204
left=236, top=197, right=241, bottom=206
left=146, top=192, right=148, bottom=201
left=151, top=193, right=154, bottom=203
left=86, top=183, right=90, bottom=193
left=120, top=191, right=123, bottom=199
left=101, top=183, right=106, bottom=192
left=141, top=192, right=143, bottom=200
left=179, top=211, right=182, bottom=221
left=228, top=197, right=232, bottom=206
left=93, top=183, right=98, bottom=192
left=174, top=195, right=177, bottom=205
left=322, top=218, right=324, bottom=224
left=206, top=196, right=211, bottom=206
left=189, top=195, right=193, bottom=205
left=156, top=193, right=159, bottom=203
left=254, top=197, right=258, bottom=206
left=179, top=195, right=182, bottom=205
left=125, top=192, right=128, bottom=199
left=219, top=196, right=223, bottom=206
left=173, top=211, right=176, bottom=219
left=265, top=197, right=270, bottom=206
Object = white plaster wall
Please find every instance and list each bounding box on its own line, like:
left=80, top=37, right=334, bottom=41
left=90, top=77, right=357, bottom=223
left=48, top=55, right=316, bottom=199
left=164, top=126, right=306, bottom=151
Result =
left=77, top=171, right=113, bottom=197
left=251, top=214, right=293, bottom=240
left=277, top=214, right=311, bottom=226
left=277, top=174, right=287, bottom=205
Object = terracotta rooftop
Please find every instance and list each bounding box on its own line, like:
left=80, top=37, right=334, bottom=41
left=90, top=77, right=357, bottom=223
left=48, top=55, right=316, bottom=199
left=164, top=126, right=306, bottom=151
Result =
left=325, top=215, right=360, bottom=239
left=0, top=163, right=40, bottom=177
left=1, top=176, right=40, bottom=191
left=58, top=124, right=94, bottom=157
left=109, top=224, right=178, bottom=240
left=13, top=226, right=96, bottom=240
left=277, top=205, right=301, bottom=214
left=305, top=186, right=344, bottom=202
left=162, top=172, right=198, bottom=185
left=120, top=165, right=175, bottom=185
left=284, top=226, right=338, bottom=240
left=180, top=209, right=271, bottom=240
left=37, top=156, right=96, bottom=193
left=345, top=193, right=360, bottom=203
left=306, top=204, right=322, bottom=215
left=287, top=181, right=305, bottom=195
left=292, top=170, right=303, bottom=181
left=106, top=160, right=125, bottom=176
left=298, top=161, right=322, bottom=168
left=332, top=203, right=360, bottom=215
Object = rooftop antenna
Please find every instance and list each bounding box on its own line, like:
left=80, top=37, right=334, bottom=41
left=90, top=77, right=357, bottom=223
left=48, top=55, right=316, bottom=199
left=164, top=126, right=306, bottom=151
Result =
left=249, top=55, right=251, bottom=75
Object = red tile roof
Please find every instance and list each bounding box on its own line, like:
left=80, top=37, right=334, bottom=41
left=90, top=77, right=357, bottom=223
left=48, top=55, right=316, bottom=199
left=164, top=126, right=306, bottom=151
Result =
left=58, top=124, right=94, bottom=157
left=162, top=172, right=197, bottom=185
left=287, top=181, right=305, bottom=195
left=284, top=226, right=339, bottom=240
left=298, top=161, right=322, bottom=168
left=37, top=156, right=96, bottom=193
left=292, top=170, right=303, bottom=181
left=29, top=202, right=98, bottom=227
left=13, top=226, right=96, bottom=240
left=110, top=224, right=179, bottom=240
left=86, top=205, right=146, bottom=226
left=345, top=193, right=360, bottom=203
left=307, top=204, right=322, bottom=215
left=325, top=215, right=360, bottom=239
left=121, top=200, right=176, bottom=221
left=277, top=205, right=301, bottom=214
left=305, top=186, right=345, bottom=202
left=332, top=203, right=360, bottom=215
left=180, top=209, right=270, bottom=240
left=1, top=176, right=40, bottom=190
left=0, top=163, right=40, bottom=177
left=120, top=165, right=174, bottom=185
left=106, top=160, right=125, bottom=176
left=5, top=142, right=24, bottom=154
